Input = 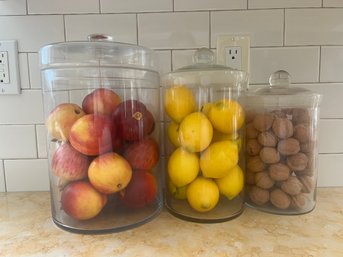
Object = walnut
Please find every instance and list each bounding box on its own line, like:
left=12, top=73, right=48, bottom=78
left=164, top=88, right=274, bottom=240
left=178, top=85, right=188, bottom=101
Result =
left=258, top=131, right=278, bottom=147
left=270, top=188, right=291, bottom=209
left=300, top=141, right=314, bottom=153
left=271, top=110, right=287, bottom=118
left=280, top=176, right=303, bottom=195
left=277, top=138, right=300, bottom=155
left=295, top=168, right=314, bottom=177
left=287, top=153, right=308, bottom=171
left=260, top=147, right=280, bottom=164
left=245, top=111, right=256, bottom=123
left=272, top=118, right=293, bottom=139
left=298, top=175, right=314, bottom=193
left=290, top=193, right=307, bottom=209
left=268, top=163, right=290, bottom=181
left=247, top=156, right=266, bottom=172
left=248, top=186, right=270, bottom=206
left=246, top=139, right=262, bottom=156
left=253, top=113, right=274, bottom=132
left=246, top=123, right=259, bottom=139
left=294, top=123, right=310, bottom=143
left=255, top=172, right=275, bottom=189
left=292, top=108, right=310, bottom=124
left=246, top=172, right=256, bottom=185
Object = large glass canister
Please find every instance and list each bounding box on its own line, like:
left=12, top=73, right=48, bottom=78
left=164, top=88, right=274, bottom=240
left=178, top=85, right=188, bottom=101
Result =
left=40, top=35, right=162, bottom=233
left=244, top=70, right=322, bottom=214
left=162, top=48, right=248, bottom=222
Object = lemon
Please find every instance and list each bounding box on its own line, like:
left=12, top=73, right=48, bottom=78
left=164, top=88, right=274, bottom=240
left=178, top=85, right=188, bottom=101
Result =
left=187, top=177, right=219, bottom=212
left=179, top=112, right=213, bottom=152
left=168, top=180, right=187, bottom=200
left=200, top=140, right=239, bottom=178
left=168, top=147, right=199, bottom=187
left=208, top=99, right=245, bottom=134
left=167, top=122, right=181, bottom=147
left=215, top=165, right=244, bottom=200
left=212, top=129, right=239, bottom=143
left=164, top=85, right=196, bottom=123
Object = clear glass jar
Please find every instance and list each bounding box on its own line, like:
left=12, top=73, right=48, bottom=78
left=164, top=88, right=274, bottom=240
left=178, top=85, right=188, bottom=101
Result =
left=244, top=70, right=322, bottom=215
left=40, top=35, right=162, bottom=233
left=162, top=48, right=248, bottom=222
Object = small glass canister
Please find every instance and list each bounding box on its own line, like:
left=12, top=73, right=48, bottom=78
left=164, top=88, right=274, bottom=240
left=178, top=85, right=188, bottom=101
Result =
left=162, top=48, right=248, bottom=222
left=244, top=70, right=322, bottom=214
left=40, top=35, right=162, bottom=233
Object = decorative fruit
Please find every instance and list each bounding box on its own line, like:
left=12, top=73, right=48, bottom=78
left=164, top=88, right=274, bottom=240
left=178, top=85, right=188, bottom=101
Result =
left=112, top=100, right=155, bottom=141
left=168, top=147, right=199, bottom=187
left=215, top=165, right=244, bottom=200
left=120, top=170, right=157, bottom=208
left=61, top=181, right=107, bottom=220
left=46, top=103, right=85, bottom=141
left=69, top=114, right=122, bottom=156
left=186, top=177, right=219, bottom=212
left=164, top=85, right=196, bottom=123
left=82, top=88, right=121, bottom=116
left=200, top=140, right=239, bottom=178
left=208, top=99, right=245, bottom=134
left=51, top=143, right=90, bottom=181
left=124, top=137, right=159, bottom=171
left=178, top=112, right=213, bottom=152
left=168, top=180, right=187, bottom=200
left=88, top=152, right=132, bottom=194
left=167, top=122, right=181, bottom=147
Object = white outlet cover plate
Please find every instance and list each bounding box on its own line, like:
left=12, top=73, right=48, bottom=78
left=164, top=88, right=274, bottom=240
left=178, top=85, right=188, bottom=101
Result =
left=216, top=35, right=250, bottom=74
left=0, top=40, right=20, bottom=95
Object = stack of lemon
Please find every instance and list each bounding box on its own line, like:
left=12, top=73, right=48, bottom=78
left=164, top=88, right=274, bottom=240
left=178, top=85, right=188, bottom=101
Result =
left=165, top=85, right=245, bottom=213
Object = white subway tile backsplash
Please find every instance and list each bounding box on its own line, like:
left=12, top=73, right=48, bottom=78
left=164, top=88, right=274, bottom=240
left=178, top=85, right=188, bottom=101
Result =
left=0, top=160, right=5, bottom=192
left=28, top=0, right=99, bottom=14
left=318, top=154, right=343, bottom=187
left=100, top=0, right=172, bottom=13
left=36, top=125, right=47, bottom=159
left=300, top=83, right=343, bottom=119
left=0, top=15, right=64, bottom=52
left=211, top=10, right=283, bottom=47
left=175, top=0, right=246, bottom=11
left=0, top=0, right=26, bottom=15
left=319, top=120, right=343, bottom=154
left=0, top=90, right=44, bottom=124
left=320, top=47, right=343, bottom=83
left=0, top=125, right=37, bottom=159
left=155, top=50, right=172, bottom=75
left=323, top=0, right=343, bottom=7
left=19, top=53, right=30, bottom=89
left=249, top=0, right=321, bottom=9
left=28, top=53, right=41, bottom=89
left=172, top=50, right=196, bottom=71
left=285, top=9, right=343, bottom=46
left=4, top=159, right=49, bottom=192
left=250, top=47, right=320, bottom=84
left=138, top=12, right=209, bottom=49
left=65, top=14, right=137, bottom=44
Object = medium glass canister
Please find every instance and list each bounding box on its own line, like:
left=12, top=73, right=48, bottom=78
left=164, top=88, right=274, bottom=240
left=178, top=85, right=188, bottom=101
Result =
left=244, top=70, right=322, bottom=214
left=162, top=48, right=248, bottom=222
left=40, top=35, right=162, bottom=233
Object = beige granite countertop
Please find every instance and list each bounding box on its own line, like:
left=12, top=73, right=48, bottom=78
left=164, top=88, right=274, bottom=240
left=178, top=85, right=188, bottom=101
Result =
left=1, top=188, right=343, bottom=257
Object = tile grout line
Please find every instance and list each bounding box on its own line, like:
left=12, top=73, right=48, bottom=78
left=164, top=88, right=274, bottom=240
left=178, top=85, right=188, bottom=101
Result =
left=318, top=46, right=322, bottom=82
left=63, top=15, right=67, bottom=42
left=26, top=53, right=33, bottom=89
left=283, top=8, right=286, bottom=46
left=25, top=0, right=28, bottom=15
left=99, top=0, right=102, bottom=13
left=34, top=124, right=39, bottom=159
left=172, top=0, right=175, bottom=12
left=136, top=13, right=139, bottom=45
left=209, top=11, right=211, bottom=48
left=1, top=160, right=7, bottom=192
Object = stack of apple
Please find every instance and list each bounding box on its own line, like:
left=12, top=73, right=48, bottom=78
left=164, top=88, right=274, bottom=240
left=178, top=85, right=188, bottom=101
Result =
left=46, top=88, right=159, bottom=221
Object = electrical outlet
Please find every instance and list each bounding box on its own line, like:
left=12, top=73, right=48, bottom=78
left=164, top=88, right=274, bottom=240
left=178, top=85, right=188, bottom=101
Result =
left=0, top=40, right=20, bottom=94
left=216, top=35, right=250, bottom=73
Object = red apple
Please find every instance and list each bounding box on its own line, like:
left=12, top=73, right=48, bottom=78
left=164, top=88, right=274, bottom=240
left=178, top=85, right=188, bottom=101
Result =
left=52, top=143, right=90, bottom=181
left=88, top=152, right=133, bottom=194
left=82, top=88, right=121, bottom=116
left=124, top=138, right=159, bottom=171
left=69, top=114, right=121, bottom=156
left=120, top=170, right=157, bottom=208
left=112, top=100, right=155, bottom=141
left=61, top=181, right=107, bottom=220
left=46, top=103, right=85, bottom=141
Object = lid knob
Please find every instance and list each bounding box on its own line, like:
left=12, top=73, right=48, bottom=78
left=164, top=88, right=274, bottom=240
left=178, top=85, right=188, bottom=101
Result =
left=193, top=48, right=215, bottom=65
left=87, top=34, right=113, bottom=42
left=269, top=70, right=291, bottom=88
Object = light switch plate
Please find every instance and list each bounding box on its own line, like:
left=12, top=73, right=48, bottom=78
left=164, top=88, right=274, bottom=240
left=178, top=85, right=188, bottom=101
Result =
left=216, top=35, right=250, bottom=74
left=0, top=40, right=20, bottom=95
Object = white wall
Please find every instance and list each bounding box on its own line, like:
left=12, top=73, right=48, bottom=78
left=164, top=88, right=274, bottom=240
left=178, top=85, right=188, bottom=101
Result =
left=0, top=0, right=342, bottom=191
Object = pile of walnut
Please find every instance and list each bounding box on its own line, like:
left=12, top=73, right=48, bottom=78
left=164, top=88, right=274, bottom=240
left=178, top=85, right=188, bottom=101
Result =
left=245, top=108, right=315, bottom=211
